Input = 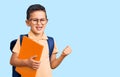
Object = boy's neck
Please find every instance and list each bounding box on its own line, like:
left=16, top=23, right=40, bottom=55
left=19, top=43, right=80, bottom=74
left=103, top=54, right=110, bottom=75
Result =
left=29, top=31, right=44, bottom=39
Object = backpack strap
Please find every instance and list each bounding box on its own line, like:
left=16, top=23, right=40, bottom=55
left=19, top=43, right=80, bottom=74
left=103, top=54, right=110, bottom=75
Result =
left=10, top=39, right=17, bottom=52
left=47, top=36, right=54, bottom=58
left=20, top=34, right=28, bottom=45
left=12, top=66, right=21, bottom=77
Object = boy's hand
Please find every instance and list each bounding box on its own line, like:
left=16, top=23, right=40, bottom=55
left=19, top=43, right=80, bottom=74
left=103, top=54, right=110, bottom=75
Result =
left=62, top=46, right=72, bottom=56
left=26, top=55, right=40, bottom=70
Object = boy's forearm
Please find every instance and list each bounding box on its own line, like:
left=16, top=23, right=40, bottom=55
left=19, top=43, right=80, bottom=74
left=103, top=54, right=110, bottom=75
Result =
left=51, top=54, right=66, bottom=69
left=10, top=53, right=28, bottom=67
left=10, top=58, right=28, bottom=67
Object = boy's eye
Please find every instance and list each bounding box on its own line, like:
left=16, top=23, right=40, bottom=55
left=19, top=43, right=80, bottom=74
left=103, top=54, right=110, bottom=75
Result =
left=31, top=19, right=46, bottom=21
left=33, top=19, right=38, bottom=21
left=40, top=19, right=45, bottom=21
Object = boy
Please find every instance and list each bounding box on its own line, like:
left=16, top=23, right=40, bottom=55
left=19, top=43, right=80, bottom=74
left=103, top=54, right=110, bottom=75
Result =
left=10, top=4, right=72, bottom=77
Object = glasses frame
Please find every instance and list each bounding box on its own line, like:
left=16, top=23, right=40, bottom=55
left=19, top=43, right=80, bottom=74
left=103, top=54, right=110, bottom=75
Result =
left=29, top=18, right=48, bottom=25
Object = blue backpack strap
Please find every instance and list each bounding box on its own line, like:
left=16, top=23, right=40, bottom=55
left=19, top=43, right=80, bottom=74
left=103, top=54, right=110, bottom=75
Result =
left=12, top=66, right=21, bottom=77
left=47, top=36, right=54, bottom=58
left=10, top=39, right=17, bottom=52
left=11, top=34, right=28, bottom=77
left=20, top=34, right=28, bottom=45
left=10, top=39, right=21, bottom=77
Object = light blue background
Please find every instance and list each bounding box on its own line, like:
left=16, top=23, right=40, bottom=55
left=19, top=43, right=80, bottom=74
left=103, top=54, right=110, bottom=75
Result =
left=0, top=0, right=120, bottom=77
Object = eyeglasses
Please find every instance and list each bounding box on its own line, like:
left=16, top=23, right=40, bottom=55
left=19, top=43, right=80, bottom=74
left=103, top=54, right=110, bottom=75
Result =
left=29, top=18, right=47, bottom=25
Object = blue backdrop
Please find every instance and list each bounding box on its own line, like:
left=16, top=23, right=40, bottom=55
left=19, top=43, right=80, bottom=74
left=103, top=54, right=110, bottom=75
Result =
left=0, top=0, right=120, bottom=77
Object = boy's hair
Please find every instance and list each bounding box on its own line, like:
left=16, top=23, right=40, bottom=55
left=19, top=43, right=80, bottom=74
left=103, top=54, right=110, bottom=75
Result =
left=26, top=4, right=47, bottom=20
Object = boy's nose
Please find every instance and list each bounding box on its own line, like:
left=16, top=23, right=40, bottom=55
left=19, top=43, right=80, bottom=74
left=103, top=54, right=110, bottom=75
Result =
left=37, top=20, right=42, bottom=25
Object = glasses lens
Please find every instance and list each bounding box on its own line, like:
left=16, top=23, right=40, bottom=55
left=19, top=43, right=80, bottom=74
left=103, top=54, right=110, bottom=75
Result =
left=30, top=19, right=47, bottom=25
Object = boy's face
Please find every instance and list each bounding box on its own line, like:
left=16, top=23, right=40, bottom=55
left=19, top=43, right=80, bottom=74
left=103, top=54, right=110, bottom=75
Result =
left=26, top=10, right=48, bottom=35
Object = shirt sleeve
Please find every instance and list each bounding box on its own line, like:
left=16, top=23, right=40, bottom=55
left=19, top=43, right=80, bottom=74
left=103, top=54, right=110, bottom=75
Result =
left=12, top=37, right=20, bottom=54
left=52, top=41, right=58, bottom=54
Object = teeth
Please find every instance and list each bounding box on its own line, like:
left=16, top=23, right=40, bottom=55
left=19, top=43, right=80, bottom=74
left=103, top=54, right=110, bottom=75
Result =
left=37, top=27, right=42, bottom=28
left=36, top=27, right=42, bottom=30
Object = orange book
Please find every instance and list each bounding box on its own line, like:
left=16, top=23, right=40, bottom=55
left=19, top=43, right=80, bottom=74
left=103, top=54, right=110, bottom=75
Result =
left=16, top=36, right=43, bottom=77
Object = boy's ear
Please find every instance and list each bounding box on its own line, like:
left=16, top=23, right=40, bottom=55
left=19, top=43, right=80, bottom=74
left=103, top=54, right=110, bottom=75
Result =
left=46, top=19, right=48, bottom=24
left=25, top=20, right=30, bottom=27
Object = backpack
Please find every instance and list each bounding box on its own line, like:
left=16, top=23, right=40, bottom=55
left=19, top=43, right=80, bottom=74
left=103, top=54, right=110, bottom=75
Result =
left=10, top=34, right=54, bottom=77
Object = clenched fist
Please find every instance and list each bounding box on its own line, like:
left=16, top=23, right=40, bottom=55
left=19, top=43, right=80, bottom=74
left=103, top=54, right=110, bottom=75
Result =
left=62, top=46, right=72, bottom=56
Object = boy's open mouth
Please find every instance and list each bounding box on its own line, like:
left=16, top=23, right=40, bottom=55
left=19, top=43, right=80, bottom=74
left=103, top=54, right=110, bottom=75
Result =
left=36, top=26, right=42, bottom=31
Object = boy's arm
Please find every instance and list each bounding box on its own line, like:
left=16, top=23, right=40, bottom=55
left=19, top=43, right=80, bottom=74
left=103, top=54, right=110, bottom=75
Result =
left=10, top=52, right=40, bottom=70
left=10, top=37, right=40, bottom=70
left=50, top=46, right=72, bottom=69
left=10, top=52, right=40, bottom=69
left=10, top=52, right=28, bottom=67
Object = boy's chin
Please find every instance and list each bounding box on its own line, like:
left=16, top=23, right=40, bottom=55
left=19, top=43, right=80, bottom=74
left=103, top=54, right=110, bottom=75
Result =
left=35, top=31, right=44, bottom=34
